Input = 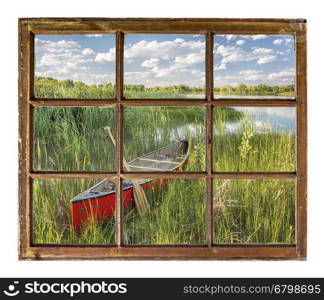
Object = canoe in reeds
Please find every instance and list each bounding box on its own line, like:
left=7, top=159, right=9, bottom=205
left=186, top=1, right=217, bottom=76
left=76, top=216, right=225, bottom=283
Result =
left=71, top=139, right=189, bottom=232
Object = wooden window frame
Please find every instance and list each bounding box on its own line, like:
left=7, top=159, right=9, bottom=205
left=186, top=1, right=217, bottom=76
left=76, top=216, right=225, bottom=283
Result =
left=18, top=18, right=307, bottom=260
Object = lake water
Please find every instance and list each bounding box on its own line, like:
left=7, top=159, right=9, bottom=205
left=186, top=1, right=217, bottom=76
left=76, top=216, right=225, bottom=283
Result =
left=171, top=106, right=296, bottom=140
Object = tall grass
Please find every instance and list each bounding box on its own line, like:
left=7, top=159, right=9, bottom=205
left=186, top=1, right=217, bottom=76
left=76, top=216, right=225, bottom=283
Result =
left=214, top=108, right=296, bottom=172
left=33, top=78, right=296, bottom=245
left=213, top=179, right=295, bottom=243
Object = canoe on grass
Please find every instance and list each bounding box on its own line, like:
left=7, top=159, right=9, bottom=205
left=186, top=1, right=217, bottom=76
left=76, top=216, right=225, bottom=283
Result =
left=71, top=139, right=189, bottom=232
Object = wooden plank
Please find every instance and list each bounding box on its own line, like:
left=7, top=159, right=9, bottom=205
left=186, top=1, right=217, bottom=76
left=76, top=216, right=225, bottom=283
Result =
left=138, top=158, right=180, bottom=165
left=29, top=99, right=297, bottom=107
left=213, top=99, right=296, bottom=107
left=212, top=172, right=297, bottom=179
left=128, top=165, right=167, bottom=171
left=30, top=172, right=118, bottom=179
left=22, top=245, right=297, bottom=260
left=296, top=24, right=307, bottom=259
left=116, top=32, right=124, bottom=101
left=29, top=172, right=297, bottom=180
left=18, top=20, right=30, bottom=259
left=25, top=18, right=305, bottom=35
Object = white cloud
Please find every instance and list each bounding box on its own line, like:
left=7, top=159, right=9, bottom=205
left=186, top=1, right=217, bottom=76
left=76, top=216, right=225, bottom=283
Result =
left=257, top=55, right=277, bottom=64
left=82, top=48, right=95, bottom=56
left=95, top=48, right=116, bottom=63
left=36, top=38, right=80, bottom=53
left=216, top=45, right=277, bottom=66
left=252, top=48, right=274, bottom=55
left=85, top=34, right=103, bottom=38
left=215, top=63, right=227, bottom=70
left=124, top=38, right=204, bottom=60
left=236, top=40, right=245, bottom=46
left=226, top=34, right=235, bottom=41
left=142, top=58, right=160, bottom=68
left=273, top=39, right=284, bottom=45
left=125, top=67, right=204, bottom=87
left=239, top=69, right=266, bottom=81
left=39, top=52, right=89, bottom=67
left=250, top=34, right=268, bottom=40
left=174, top=51, right=205, bottom=67
left=268, top=68, right=295, bottom=80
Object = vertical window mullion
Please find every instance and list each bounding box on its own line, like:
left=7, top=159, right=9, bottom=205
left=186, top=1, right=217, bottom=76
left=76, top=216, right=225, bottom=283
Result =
left=296, top=26, right=307, bottom=258
left=206, top=32, right=214, bottom=247
left=115, top=31, right=124, bottom=246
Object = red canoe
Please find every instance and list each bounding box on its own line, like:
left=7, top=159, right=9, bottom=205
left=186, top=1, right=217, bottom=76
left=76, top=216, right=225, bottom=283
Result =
left=71, top=140, right=189, bottom=233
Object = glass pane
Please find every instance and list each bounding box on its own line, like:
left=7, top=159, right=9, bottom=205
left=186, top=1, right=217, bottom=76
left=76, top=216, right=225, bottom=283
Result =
left=124, top=107, right=205, bottom=172
left=124, top=34, right=205, bottom=98
left=214, top=35, right=295, bottom=98
left=214, top=107, right=296, bottom=172
left=35, top=34, right=116, bottom=99
left=33, top=107, right=115, bottom=171
left=123, top=179, right=206, bottom=245
left=213, top=179, right=296, bottom=244
left=33, top=179, right=116, bottom=244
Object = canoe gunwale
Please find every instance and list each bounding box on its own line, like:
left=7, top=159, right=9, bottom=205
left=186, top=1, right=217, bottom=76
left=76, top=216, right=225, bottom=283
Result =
left=70, top=139, right=189, bottom=204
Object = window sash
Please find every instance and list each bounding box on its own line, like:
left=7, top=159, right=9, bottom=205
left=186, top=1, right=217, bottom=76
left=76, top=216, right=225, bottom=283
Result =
left=18, top=18, right=307, bottom=260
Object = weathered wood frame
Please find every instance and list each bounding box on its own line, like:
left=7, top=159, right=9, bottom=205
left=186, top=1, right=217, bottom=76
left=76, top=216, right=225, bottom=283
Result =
left=18, top=18, right=307, bottom=260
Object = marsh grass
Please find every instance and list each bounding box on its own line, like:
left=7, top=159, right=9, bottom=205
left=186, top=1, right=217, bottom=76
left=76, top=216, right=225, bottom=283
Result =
left=213, top=108, right=296, bottom=172
left=124, top=179, right=206, bottom=245
left=33, top=78, right=296, bottom=245
left=213, top=179, right=295, bottom=244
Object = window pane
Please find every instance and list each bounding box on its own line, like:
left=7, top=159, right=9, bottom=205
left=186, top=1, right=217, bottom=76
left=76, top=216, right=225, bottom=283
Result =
left=123, top=179, right=206, bottom=245
left=214, top=107, right=296, bottom=172
left=33, top=179, right=116, bottom=245
left=33, top=107, right=115, bottom=171
left=214, top=35, right=295, bottom=98
left=124, top=107, right=205, bottom=172
left=124, top=34, right=205, bottom=98
left=35, top=34, right=116, bottom=99
left=213, top=179, right=295, bottom=244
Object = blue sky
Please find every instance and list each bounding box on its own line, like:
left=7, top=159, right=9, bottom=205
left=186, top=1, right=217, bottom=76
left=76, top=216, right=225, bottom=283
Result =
left=214, top=34, right=295, bottom=86
left=35, top=34, right=295, bottom=87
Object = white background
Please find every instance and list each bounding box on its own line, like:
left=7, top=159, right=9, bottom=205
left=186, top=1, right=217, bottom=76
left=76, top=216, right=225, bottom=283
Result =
left=0, top=0, right=323, bottom=278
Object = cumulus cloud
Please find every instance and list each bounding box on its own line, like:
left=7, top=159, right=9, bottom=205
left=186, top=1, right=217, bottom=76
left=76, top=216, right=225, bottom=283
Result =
left=239, top=69, right=266, bottom=81
left=82, top=48, right=95, bottom=55
left=252, top=48, right=274, bottom=55
left=142, top=58, right=160, bottom=67
left=85, top=34, right=103, bottom=38
left=257, top=55, right=277, bottom=64
left=95, top=48, right=116, bottom=63
left=124, top=38, right=204, bottom=60
left=250, top=34, right=268, bottom=40
left=215, top=63, right=227, bottom=71
left=216, top=45, right=277, bottom=66
left=268, top=68, right=295, bottom=80
left=35, top=38, right=80, bottom=53
left=273, top=39, right=284, bottom=45
left=236, top=40, right=245, bottom=46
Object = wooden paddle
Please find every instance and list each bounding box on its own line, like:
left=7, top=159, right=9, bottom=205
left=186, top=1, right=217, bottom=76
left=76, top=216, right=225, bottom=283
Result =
left=104, top=127, right=150, bottom=216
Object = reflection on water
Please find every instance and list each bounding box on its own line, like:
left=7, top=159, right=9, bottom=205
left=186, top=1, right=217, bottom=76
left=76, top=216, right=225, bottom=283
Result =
left=220, top=107, right=296, bottom=134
